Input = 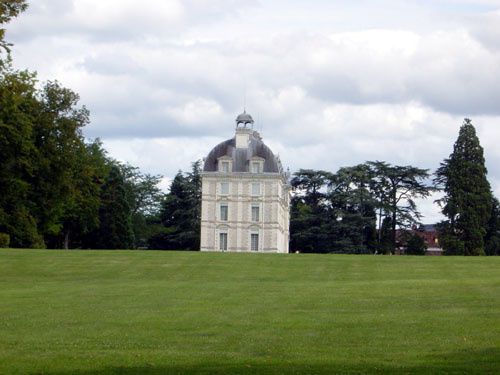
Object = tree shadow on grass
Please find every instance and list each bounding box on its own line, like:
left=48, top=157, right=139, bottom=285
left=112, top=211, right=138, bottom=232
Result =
left=35, top=347, right=500, bottom=375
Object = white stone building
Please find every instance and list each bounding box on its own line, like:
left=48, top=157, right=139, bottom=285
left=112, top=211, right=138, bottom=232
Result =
left=200, top=112, right=290, bottom=253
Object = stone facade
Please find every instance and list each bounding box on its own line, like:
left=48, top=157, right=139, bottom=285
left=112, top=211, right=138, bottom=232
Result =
left=200, top=113, right=290, bottom=253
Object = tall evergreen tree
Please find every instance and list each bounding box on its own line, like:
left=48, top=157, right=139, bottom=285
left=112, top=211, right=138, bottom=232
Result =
left=96, top=165, right=134, bottom=249
left=149, top=161, right=202, bottom=250
left=485, top=197, right=500, bottom=256
left=435, top=118, right=493, bottom=255
left=290, top=170, right=330, bottom=252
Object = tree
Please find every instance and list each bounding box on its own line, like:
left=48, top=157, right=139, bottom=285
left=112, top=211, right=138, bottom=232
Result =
left=327, top=165, right=377, bottom=253
left=290, top=170, right=330, bottom=252
left=288, top=164, right=431, bottom=254
left=291, top=169, right=330, bottom=210
left=0, top=68, right=44, bottom=247
left=405, top=233, right=427, bottom=255
left=0, top=0, right=28, bottom=58
left=59, top=139, right=109, bottom=249
left=378, top=217, right=394, bottom=253
left=29, top=81, right=90, bottom=246
left=96, top=165, right=134, bottom=249
left=484, top=197, right=500, bottom=256
left=289, top=167, right=377, bottom=254
left=184, top=160, right=202, bottom=248
left=0, top=2, right=164, bottom=249
left=368, top=161, right=432, bottom=253
left=150, top=161, right=202, bottom=250
left=435, top=119, right=493, bottom=255
left=117, top=163, right=164, bottom=248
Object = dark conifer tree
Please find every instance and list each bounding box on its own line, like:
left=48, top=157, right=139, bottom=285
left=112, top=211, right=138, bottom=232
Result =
left=405, top=233, right=427, bottom=255
left=484, top=197, right=500, bottom=255
left=97, top=165, right=134, bottom=249
left=290, top=170, right=330, bottom=252
left=435, top=118, right=493, bottom=255
left=149, top=161, right=202, bottom=250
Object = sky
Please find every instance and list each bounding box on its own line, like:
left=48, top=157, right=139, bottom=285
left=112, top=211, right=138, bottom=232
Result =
left=6, top=0, right=500, bottom=223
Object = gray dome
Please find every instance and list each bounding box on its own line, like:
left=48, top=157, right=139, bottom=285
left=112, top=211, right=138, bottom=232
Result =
left=235, top=111, right=254, bottom=126
left=203, top=132, right=281, bottom=173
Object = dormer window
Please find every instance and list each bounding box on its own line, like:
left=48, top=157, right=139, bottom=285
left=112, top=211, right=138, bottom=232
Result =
left=250, top=157, right=264, bottom=174
left=218, top=157, right=232, bottom=173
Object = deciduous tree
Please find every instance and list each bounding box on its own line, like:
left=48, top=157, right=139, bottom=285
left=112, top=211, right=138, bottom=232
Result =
left=0, top=68, right=43, bottom=247
left=0, top=0, right=28, bottom=58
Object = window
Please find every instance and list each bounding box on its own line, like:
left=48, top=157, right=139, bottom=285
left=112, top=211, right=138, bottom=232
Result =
left=219, top=233, right=227, bottom=251
left=251, top=233, right=259, bottom=251
left=220, top=204, right=228, bottom=221
left=251, top=162, right=260, bottom=173
left=220, top=161, right=229, bottom=173
left=220, top=182, right=229, bottom=195
left=251, top=182, right=260, bottom=196
left=251, top=206, right=260, bottom=222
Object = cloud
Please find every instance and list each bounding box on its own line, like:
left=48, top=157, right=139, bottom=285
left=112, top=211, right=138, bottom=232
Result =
left=8, top=0, right=258, bottom=42
left=467, top=9, right=500, bottom=50
left=6, top=0, right=500, bottom=223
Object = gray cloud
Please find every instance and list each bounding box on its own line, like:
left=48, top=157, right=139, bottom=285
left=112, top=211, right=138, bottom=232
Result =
left=7, top=0, right=500, bottom=222
left=9, top=0, right=258, bottom=43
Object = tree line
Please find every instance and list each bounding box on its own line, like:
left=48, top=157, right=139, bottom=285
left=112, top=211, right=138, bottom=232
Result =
left=289, top=162, right=432, bottom=254
left=0, top=1, right=165, bottom=249
left=0, top=1, right=200, bottom=251
left=0, top=67, right=166, bottom=249
left=288, top=120, right=500, bottom=256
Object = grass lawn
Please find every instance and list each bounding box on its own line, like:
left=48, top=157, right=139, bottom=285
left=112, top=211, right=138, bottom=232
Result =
left=0, top=250, right=499, bottom=374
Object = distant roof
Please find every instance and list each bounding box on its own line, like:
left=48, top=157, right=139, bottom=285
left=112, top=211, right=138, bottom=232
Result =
left=203, top=131, right=281, bottom=173
left=420, top=224, right=437, bottom=232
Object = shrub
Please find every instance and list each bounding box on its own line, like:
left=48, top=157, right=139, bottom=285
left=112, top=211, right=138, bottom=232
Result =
left=0, top=233, right=10, bottom=248
left=406, top=233, right=427, bottom=255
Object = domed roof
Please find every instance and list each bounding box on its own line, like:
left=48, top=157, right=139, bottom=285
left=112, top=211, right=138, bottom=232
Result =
left=235, top=111, right=254, bottom=126
left=203, top=131, right=281, bottom=173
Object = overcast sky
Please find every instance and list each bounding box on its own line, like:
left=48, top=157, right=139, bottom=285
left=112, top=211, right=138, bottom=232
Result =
left=7, top=0, right=500, bottom=223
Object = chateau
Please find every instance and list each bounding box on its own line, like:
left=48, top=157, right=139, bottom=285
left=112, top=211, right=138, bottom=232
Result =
left=200, top=112, right=290, bottom=253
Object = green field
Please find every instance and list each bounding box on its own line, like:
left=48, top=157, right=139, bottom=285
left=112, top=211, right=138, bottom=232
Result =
left=1, top=250, right=499, bottom=374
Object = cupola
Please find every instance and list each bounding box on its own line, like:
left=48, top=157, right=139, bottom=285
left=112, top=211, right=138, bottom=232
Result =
left=235, top=111, right=254, bottom=128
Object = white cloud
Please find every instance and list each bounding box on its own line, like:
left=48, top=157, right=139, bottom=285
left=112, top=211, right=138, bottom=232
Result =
left=6, top=0, right=500, bottom=223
